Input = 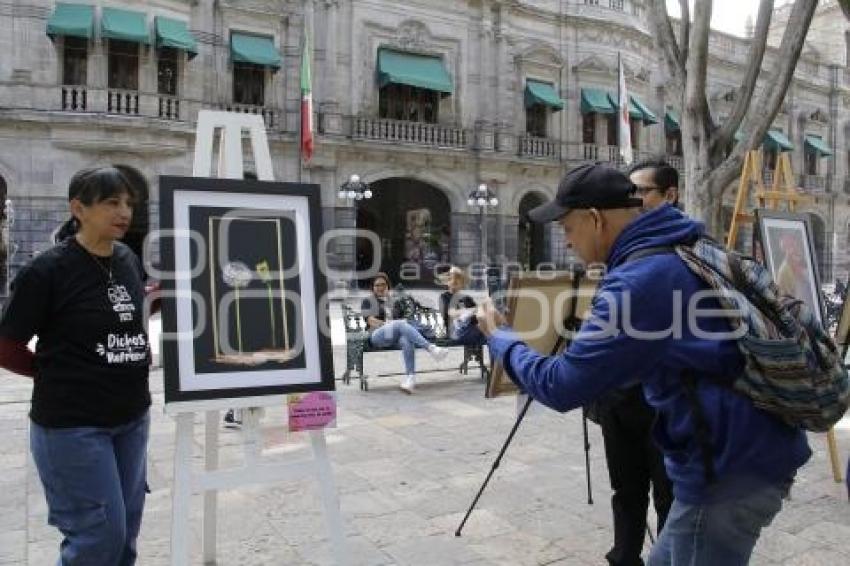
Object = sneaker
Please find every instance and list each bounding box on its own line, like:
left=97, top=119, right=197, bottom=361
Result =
left=223, top=409, right=242, bottom=429
left=428, top=344, right=450, bottom=362
left=399, top=374, right=416, bottom=394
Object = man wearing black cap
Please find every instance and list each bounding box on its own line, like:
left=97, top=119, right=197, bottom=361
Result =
left=584, top=158, right=678, bottom=566
left=476, top=163, right=810, bottom=565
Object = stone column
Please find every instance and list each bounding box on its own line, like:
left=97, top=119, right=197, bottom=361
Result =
left=319, top=0, right=342, bottom=134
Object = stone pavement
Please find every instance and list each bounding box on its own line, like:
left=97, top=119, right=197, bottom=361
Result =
left=2, top=297, right=850, bottom=565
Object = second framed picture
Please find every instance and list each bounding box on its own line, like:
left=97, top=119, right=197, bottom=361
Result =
left=754, top=210, right=825, bottom=325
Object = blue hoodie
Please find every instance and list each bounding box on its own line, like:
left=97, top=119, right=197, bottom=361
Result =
left=488, top=204, right=811, bottom=503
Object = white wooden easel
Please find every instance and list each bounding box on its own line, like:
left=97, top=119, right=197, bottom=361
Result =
left=167, top=110, right=347, bottom=565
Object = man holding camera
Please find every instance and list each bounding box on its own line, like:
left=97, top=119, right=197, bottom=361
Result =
left=476, top=163, right=811, bottom=566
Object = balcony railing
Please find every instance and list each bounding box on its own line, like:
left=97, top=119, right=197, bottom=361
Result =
left=219, top=103, right=276, bottom=128
left=60, top=85, right=87, bottom=112
left=518, top=135, right=559, bottom=160
left=107, top=89, right=140, bottom=115
left=800, top=174, right=827, bottom=192
left=352, top=117, right=469, bottom=149
left=158, top=95, right=180, bottom=120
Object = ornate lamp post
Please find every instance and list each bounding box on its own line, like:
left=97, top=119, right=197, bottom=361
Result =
left=467, top=183, right=498, bottom=267
left=337, top=174, right=372, bottom=290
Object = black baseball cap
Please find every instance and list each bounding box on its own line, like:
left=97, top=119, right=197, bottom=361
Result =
left=528, top=162, right=643, bottom=223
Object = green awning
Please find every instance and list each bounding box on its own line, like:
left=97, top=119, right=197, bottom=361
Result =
left=230, top=33, right=281, bottom=68
left=665, top=110, right=680, bottom=132
left=524, top=80, right=564, bottom=110
left=47, top=3, right=94, bottom=39
left=764, top=130, right=794, bottom=152
left=630, top=96, right=658, bottom=125
left=607, top=93, right=643, bottom=120
left=804, top=134, right=833, bottom=157
left=155, top=17, right=198, bottom=58
left=580, top=88, right=616, bottom=114
left=377, top=48, right=453, bottom=95
left=101, top=7, right=149, bottom=44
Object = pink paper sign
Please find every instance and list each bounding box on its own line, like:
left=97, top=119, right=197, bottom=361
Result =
left=287, top=391, right=337, bottom=431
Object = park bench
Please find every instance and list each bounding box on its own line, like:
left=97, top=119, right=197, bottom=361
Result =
left=340, top=292, right=490, bottom=391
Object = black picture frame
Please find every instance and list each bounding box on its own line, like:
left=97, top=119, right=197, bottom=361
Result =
left=753, top=209, right=826, bottom=325
left=158, top=176, right=334, bottom=404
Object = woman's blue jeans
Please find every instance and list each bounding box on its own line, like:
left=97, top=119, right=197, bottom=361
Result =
left=369, top=320, right=431, bottom=374
left=30, top=411, right=150, bottom=566
left=647, top=478, right=789, bottom=566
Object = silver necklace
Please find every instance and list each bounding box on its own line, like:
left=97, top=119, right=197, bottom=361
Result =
left=76, top=239, right=115, bottom=286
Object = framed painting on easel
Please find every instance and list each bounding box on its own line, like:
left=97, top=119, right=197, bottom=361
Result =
left=485, top=271, right=597, bottom=398
left=754, top=209, right=825, bottom=326
left=158, top=176, right=334, bottom=404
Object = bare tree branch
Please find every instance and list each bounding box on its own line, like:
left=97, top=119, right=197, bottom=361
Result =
left=647, top=0, right=683, bottom=82
left=706, top=0, right=818, bottom=194
left=678, top=0, right=690, bottom=65
left=711, top=0, right=774, bottom=155
left=683, top=0, right=713, bottom=144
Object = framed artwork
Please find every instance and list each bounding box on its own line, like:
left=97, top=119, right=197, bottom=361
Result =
left=754, top=210, right=825, bottom=325
left=835, top=289, right=850, bottom=362
left=486, top=271, right=598, bottom=398
left=158, top=176, right=334, bottom=404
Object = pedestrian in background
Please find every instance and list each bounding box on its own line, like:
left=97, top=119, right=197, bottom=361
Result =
left=362, top=272, right=449, bottom=393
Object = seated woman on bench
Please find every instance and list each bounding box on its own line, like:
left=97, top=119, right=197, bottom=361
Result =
left=439, top=266, right=486, bottom=346
left=361, top=273, right=448, bottom=394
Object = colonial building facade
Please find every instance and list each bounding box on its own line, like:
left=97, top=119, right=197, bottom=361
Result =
left=1, top=0, right=848, bottom=291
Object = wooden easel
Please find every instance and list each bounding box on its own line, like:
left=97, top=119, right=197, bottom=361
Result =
left=726, top=149, right=843, bottom=484
left=168, top=110, right=348, bottom=565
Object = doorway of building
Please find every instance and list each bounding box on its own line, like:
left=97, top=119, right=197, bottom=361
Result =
left=518, top=192, right=547, bottom=270
left=357, top=178, right=451, bottom=287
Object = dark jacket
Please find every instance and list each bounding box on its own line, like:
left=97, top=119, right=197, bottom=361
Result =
left=487, top=204, right=811, bottom=503
left=360, top=294, right=404, bottom=324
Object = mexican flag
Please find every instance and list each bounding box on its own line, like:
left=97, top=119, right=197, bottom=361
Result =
left=300, top=31, right=314, bottom=163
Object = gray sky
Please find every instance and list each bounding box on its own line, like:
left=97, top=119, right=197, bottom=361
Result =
left=666, top=0, right=764, bottom=37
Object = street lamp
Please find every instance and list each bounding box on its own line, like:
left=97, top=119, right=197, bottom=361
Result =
left=467, top=183, right=498, bottom=279
left=337, top=174, right=372, bottom=290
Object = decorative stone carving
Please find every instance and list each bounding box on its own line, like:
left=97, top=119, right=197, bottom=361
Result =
left=573, top=54, right=611, bottom=74
left=398, top=20, right=429, bottom=50
left=810, top=108, right=829, bottom=123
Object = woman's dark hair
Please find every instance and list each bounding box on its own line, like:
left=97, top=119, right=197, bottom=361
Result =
left=54, top=166, right=137, bottom=243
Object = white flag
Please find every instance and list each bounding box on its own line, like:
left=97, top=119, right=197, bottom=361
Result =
left=618, top=55, right=633, bottom=165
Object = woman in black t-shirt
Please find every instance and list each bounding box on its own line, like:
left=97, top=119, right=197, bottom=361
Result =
left=360, top=272, right=448, bottom=393
left=0, top=167, right=152, bottom=565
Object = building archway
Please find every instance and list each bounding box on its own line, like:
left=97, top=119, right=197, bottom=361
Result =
left=518, top=192, right=547, bottom=269
left=113, top=164, right=150, bottom=264
left=357, top=177, right=452, bottom=287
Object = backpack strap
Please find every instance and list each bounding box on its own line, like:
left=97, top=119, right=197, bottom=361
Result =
left=624, top=246, right=677, bottom=264
left=681, top=371, right=716, bottom=484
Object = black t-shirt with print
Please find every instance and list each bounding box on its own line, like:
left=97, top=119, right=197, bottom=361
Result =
left=0, top=238, right=151, bottom=428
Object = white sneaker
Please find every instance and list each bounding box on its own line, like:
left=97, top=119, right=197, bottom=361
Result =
left=428, top=344, right=449, bottom=362
left=400, top=374, right=416, bottom=394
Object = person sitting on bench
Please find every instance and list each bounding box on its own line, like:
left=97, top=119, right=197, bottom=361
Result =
left=438, top=266, right=486, bottom=346
left=361, top=273, right=449, bottom=394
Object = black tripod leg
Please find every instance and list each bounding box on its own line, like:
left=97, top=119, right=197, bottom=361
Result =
left=455, top=395, right=534, bottom=537
left=582, top=408, right=593, bottom=505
